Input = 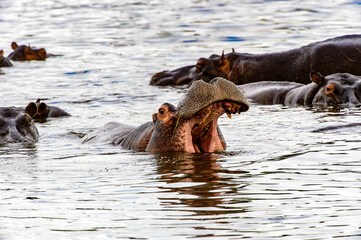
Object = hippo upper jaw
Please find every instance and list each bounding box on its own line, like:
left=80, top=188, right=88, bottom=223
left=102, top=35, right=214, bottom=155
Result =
left=181, top=100, right=243, bottom=153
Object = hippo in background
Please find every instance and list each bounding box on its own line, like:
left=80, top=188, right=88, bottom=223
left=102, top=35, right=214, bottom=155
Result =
left=0, top=107, right=39, bottom=144
left=25, top=99, right=71, bottom=123
left=0, top=50, right=13, bottom=67
left=7, top=42, right=48, bottom=61
left=150, top=35, right=361, bottom=86
left=150, top=54, right=219, bottom=86
left=241, top=72, right=361, bottom=106
left=83, top=77, right=249, bottom=153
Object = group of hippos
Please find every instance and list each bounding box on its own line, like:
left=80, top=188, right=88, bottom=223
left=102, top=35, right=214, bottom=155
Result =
left=1, top=35, right=361, bottom=152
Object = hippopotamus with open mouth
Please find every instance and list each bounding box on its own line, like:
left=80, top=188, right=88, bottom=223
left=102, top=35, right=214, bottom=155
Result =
left=150, top=35, right=361, bottom=86
left=83, top=77, right=249, bottom=153
left=0, top=107, right=39, bottom=144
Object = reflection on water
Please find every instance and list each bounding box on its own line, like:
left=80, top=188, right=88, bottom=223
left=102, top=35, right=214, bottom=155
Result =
left=155, top=153, right=249, bottom=214
left=1, top=0, right=361, bottom=239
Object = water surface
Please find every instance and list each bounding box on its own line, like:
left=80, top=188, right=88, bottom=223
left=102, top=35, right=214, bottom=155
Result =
left=1, top=0, right=361, bottom=239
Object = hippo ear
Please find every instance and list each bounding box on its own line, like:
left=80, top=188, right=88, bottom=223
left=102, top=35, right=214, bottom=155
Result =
left=310, top=72, right=326, bottom=85
left=152, top=113, right=157, bottom=123
left=232, top=48, right=235, bottom=52
left=11, top=42, right=18, bottom=50
left=219, top=50, right=226, bottom=65
left=25, top=45, right=31, bottom=54
left=25, top=102, right=38, bottom=118
left=37, top=102, right=48, bottom=115
left=0, top=49, right=3, bottom=55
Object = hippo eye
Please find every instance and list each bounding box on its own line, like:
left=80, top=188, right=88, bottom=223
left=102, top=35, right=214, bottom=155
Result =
left=196, top=60, right=205, bottom=70
left=159, top=108, right=165, bottom=115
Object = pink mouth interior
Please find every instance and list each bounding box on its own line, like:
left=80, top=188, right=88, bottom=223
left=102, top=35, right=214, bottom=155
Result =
left=183, top=101, right=242, bottom=153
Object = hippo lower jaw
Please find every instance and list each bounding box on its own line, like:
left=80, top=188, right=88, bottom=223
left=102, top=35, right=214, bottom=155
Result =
left=182, top=101, right=242, bottom=153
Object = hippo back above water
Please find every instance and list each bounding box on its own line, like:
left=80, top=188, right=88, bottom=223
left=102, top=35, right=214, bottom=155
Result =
left=150, top=35, right=361, bottom=86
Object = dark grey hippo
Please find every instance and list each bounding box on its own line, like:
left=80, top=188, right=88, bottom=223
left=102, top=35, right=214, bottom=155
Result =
left=25, top=99, right=71, bottom=123
left=150, top=35, right=361, bottom=86
left=241, top=72, right=361, bottom=106
left=0, top=107, right=39, bottom=144
left=0, top=49, right=13, bottom=67
left=83, top=77, right=249, bottom=153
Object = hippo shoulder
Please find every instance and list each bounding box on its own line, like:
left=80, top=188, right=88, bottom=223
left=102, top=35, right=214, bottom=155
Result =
left=82, top=122, right=136, bottom=144
left=114, top=121, right=154, bottom=150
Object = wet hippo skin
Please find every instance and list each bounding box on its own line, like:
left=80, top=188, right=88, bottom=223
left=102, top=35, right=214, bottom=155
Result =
left=240, top=72, right=361, bottom=106
left=0, top=50, right=13, bottom=67
left=7, top=42, right=48, bottom=61
left=150, top=35, right=361, bottom=86
left=0, top=107, right=39, bottom=144
left=83, top=77, right=249, bottom=153
left=25, top=99, right=71, bottom=123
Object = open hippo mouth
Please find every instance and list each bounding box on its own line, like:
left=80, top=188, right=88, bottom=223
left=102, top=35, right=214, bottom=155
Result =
left=184, top=100, right=244, bottom=153
left=176, top=77, right=249, bottom=153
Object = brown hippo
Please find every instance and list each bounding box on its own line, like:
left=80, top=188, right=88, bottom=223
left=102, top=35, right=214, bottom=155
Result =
left=0, top=50, right=13, bottom=67
left=150, top=35, right=361, bottom=86
left=25, top=99, right=71, bottom=123
left=0, top=107, right=39, bottom=144
left=240, top=72, right=361, bottom=106
left=83, top=77, right=249, bottom=153
left=7, top=42, right=48, bottom=61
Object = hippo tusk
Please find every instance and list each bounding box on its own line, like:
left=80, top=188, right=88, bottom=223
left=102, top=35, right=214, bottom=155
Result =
left=172, top=114, right=182, bottom=136
left=226, top=112, right=232, bottom=119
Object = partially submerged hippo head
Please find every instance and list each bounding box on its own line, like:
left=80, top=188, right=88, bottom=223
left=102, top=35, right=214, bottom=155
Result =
left=25, top=99, right=71, bottom=123
left=310, top=72, right=361, bottom=106
left=195, top=51, right=232, bottom=82
left=25, top=99, right=50, bottom=123
left=0, top=49, right=13, bottom=67
left=146, top=77, right=249, bottom=152
left=8, top=42, right=47, bottom=61
left=150, top=54, right=220, bottom=86
left=0, top=107, right=39, bottom=144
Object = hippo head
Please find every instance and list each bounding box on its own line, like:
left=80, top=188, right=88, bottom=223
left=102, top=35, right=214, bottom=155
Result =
left=311, top=72, right=361, bottom=106
left=8, top=42, right=47, bottom=61
left=0, top=107, right=39, bottom=145
left=150, top=54, right=221, bottom=86
left=0, top=49, right=13, bottom=67
left=146, top=77, right=249, bottom=153
left=195, top=51, right=233, bottom=82
left=25, top=99, right=50, bottom=123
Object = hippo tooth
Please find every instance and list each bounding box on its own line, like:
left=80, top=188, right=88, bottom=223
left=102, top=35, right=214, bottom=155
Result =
left=226, top=112, right=232, bottom=119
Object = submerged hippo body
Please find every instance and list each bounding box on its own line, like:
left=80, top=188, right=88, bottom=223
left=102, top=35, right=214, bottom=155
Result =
left=25, top=99, right=71, bottom=122
left=241, top=72, right=361, bottom=106
left=8, top=42, right=48, bottom=61
left=0, top=107, right=39, bottom=144
left=83, top=78, right=249, bottom=153
left=150, top=35, right=361, bottom=86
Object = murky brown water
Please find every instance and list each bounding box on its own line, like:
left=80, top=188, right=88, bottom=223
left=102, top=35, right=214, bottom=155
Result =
left=1, top=0, right=361, bottom=239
